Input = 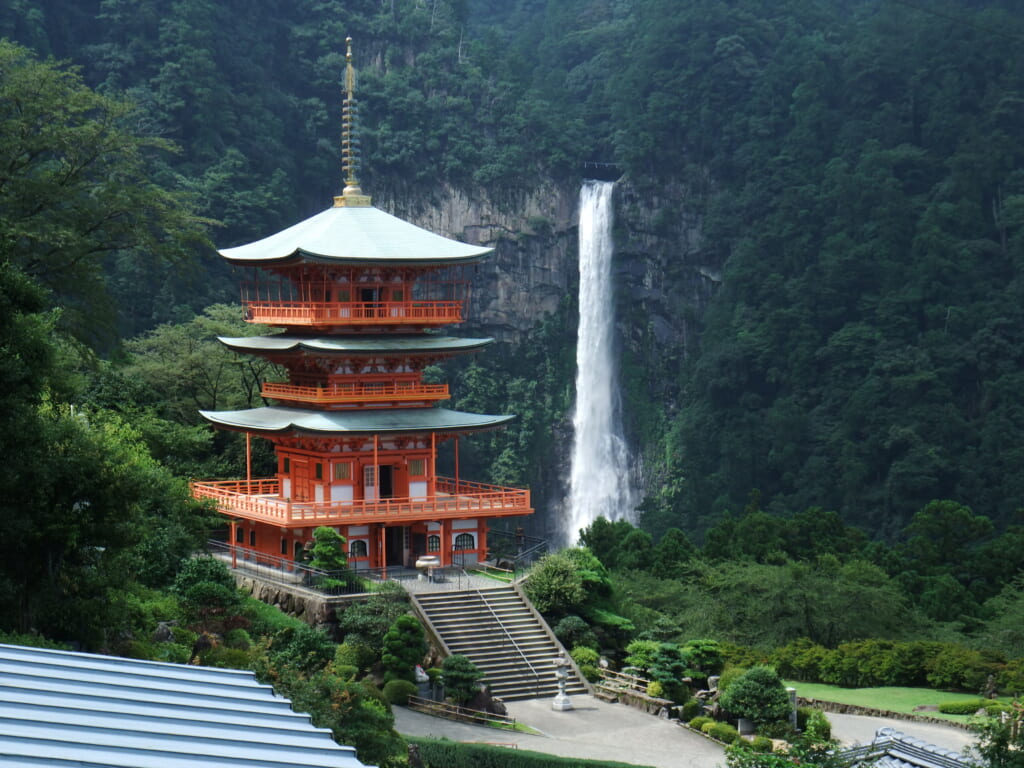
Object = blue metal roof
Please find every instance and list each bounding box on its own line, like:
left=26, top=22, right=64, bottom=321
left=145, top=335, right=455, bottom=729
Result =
left=0, top=643, right=369, bottom=768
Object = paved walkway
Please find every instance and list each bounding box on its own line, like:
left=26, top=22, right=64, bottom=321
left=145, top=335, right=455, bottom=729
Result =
left=829, top=712, right=976, bottom=753
left=395, top=694, right=725, bottom=768
left=395, top=696, right=978, bottom=768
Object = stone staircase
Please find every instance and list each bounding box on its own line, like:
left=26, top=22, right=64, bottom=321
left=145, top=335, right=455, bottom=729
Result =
left=412, top=585, right=589, bottom=701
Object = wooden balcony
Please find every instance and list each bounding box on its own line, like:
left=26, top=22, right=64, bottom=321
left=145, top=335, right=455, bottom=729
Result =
left=245, top=300, right=462, bottom=327
left=262, top=380, right=449, bottom=406
left=190, top=476, right=532, bottom=526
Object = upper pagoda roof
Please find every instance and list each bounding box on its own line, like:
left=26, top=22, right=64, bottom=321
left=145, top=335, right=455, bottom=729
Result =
left=219, top=204, right=491, bottom=267
left=218, top=333, right=493, bottom=356
left=199, top=406, right=513, bottom=436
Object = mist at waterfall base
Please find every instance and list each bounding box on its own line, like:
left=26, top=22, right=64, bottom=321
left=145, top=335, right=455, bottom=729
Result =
left=563, top=180, right=639, bottom=547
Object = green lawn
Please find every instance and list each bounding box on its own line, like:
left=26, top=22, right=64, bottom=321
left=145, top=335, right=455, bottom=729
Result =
left=786, top=680, right=1002, bottom=723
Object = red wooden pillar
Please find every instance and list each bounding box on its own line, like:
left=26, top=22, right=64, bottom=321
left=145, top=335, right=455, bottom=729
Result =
left=478, top=523, right=488, bottom=563
left=229, top=520, right=238, bottom=569
left=441, top=520, right=451, bottom=567
left=380, top=525, right=387, bottom=580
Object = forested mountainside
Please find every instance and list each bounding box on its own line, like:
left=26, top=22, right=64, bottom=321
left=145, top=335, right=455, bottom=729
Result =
left=2, top=0, right=1023, bottom=544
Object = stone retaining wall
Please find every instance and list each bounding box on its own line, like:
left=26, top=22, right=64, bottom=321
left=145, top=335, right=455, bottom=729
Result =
left=798, top=697, right=972, bottom=731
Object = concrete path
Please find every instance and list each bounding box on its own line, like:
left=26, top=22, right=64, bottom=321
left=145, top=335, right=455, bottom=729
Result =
left=395, top=695, right=724, bottom=768
left=829, top=711, right=977, bottom=754
left=395, top=697, right=978, bottom=768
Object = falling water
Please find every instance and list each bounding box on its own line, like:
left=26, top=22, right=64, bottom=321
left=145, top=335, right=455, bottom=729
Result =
left=564, top=180, right=638, bottom=545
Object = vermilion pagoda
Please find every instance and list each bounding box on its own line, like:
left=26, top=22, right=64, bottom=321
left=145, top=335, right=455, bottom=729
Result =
left=191, top=40, right=532, bottom=571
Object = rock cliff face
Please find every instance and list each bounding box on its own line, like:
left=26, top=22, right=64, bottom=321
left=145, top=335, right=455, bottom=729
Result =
left=376, top=176, right=721, bottom=530
left=378, top=177, right=719, bottom=355
left=378, top=180, right=580, bottom=343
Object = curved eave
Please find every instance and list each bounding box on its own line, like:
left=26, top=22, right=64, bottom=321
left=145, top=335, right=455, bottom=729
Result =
left=218, top=334, right=494, bottom=356
left=218, top=205, right=492, bottom=266
left=199, top=406, right=514, bottom=437
left=224, top=248, right=489, bottom=267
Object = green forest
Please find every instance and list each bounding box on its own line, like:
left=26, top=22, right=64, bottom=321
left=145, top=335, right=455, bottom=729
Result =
left=2, top=0, right=1024, bottom=764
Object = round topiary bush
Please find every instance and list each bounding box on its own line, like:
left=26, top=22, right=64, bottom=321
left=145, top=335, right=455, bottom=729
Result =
left=719, top=666, right=792, bottom=728
left=751, top=736, right=774, bottom=752
left=690, top=716, right=715, bottom=730
left=383, top=679, right=417, bottom=705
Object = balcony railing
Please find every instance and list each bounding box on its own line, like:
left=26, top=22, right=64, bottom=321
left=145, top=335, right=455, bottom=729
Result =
left=190, top=476, right=532, bottom=526
left=261, top=380, right=449, bottom=406
left=244, top=300, right=462, bottom=326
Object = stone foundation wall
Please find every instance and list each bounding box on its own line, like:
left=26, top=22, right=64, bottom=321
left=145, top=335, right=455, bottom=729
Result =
left=234, top=575, right=354, bottom=636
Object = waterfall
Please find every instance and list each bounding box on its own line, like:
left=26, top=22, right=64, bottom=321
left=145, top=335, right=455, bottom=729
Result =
left=564, top=180, right=638, bottom=545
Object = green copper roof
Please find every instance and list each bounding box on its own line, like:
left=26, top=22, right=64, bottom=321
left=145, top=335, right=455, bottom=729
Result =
left=199, top=406, right=513, bottom=436
left=219, top=205, right=491, bottom=266
left=218, top=334, right=493, bottom=356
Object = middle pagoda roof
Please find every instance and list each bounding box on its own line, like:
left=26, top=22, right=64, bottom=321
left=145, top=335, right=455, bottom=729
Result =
left=218, top=334, right=494, bottom=356
left=200, top=406, right=514, bottom=437
left=219, top=204, right=492, bottom=267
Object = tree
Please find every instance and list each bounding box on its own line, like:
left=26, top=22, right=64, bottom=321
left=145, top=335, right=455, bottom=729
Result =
left=381, top=615, right=426, bottom=683
left=970, top=704, right=1024, bottom=768
left=308, top=527, right=348, bottom=571
left=522, top=551, right=587, bottom=619
left=336, top=582, right=408, bottom=648
left=441, top=654, right=483, bottom=705
left=719, top=666, right=793, bottom=728
left=0, top=40, right=209, bottom=340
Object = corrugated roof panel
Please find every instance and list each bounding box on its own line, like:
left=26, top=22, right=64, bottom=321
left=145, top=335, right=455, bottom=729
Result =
left=0, top=644, right=368, bottom=768
left=0, top=685, right=312, bottom=730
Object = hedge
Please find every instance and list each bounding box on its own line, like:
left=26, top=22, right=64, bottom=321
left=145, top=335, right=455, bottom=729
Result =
left=413, top=737, right=658, bottom=768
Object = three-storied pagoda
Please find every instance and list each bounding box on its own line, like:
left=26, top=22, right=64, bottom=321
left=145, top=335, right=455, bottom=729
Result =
left=191, top=40, right=532, bottom=571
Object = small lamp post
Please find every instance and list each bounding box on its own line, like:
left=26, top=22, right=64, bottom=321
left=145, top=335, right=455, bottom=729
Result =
left=552, top=652, right=574, bottom=711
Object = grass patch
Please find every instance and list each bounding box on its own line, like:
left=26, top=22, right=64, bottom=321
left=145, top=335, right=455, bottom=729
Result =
left=786, top=680, right=1007, bottom=722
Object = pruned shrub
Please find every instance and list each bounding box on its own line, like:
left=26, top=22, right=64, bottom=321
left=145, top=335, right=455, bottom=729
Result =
left=690, top=716, right=715, bottom=730
left=554, top=615, right=597, bottom=650
left=334, top=641, right=376, bottom=674
left=707, top=722, right=740, bottom=744
left=333, top=663, right=358, bottom=681
left=719, top=666, right=792, bottom=727
left=199, top=646, right=250, bottom=669
left=383, top=678, right=417, bottom=705
left=773, top=638, right=829, bottom=682
left=224, top=628, right=252, bottom=650
left=717, top=664, right=748, bottom=694
left=570, top=646, right=601, bottom=683
left=938, top=699, right=988, bottom=715
left=803, top=708, right=832, bottom=741
left=381, top=615, right=426, bottom=683
left=624, top=639, right=660, bottom=672
left=681, top=699, right=703, bottom=720
left=751, top=736, right=774, bottom=752
left=647, top=680, right=665, bottom=698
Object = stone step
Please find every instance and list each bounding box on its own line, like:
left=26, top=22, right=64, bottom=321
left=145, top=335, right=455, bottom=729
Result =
left=411, top=585, right=587, bottom=702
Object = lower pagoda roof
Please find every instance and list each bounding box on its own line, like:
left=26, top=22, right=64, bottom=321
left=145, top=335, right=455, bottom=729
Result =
left=218, top=334, right=493, bottom=356
left=199, top=406, right=514, bottom=436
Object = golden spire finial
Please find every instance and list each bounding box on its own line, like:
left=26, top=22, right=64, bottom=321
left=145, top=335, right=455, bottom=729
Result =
left=335, top=36, right=371, bottom=207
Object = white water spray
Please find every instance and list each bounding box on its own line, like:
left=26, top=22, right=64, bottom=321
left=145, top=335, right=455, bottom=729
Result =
left=565, top=180, right=638, bottom=545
